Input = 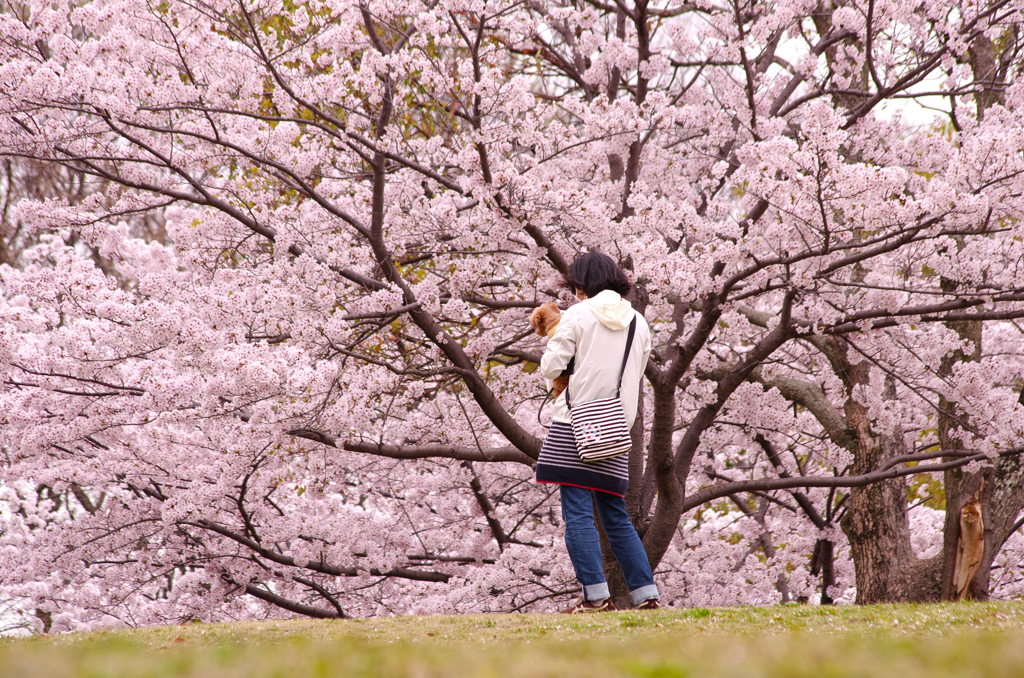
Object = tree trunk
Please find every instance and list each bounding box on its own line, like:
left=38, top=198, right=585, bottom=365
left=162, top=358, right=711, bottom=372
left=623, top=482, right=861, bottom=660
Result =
left=841, top=415, right=940, bottom=602
left=839, top=370, right=942, bottom=602
left=940, top=465, right=988, bottom=600
left=951, top=489, right=986, bottom=599
left=983, top=454, right=1024, bottom=589
left=935, top=24, right=1023, bottom=602
left=810, top=538, right=836, bottom=604
left=941, top=455, right=1024, bottom=600
left=34, top=609, right=52, bottom=634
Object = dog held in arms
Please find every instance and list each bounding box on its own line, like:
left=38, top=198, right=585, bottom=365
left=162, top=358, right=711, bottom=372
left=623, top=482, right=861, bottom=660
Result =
left=529, top=302, right=571, bottom=398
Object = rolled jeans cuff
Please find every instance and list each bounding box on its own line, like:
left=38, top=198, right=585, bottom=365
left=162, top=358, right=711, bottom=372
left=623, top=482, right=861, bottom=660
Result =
left=583, top=582, right=610, bottom=602
left=630, top=584, right=659, bottom=606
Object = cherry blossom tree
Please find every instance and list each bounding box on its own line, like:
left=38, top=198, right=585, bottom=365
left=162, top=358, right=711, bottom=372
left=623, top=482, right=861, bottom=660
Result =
left=1, top=0, right=1023, bottom=630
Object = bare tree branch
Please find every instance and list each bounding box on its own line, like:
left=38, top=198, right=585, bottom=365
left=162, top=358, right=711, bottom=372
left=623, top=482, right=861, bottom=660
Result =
left=682, top=446, right=1024, bottom=512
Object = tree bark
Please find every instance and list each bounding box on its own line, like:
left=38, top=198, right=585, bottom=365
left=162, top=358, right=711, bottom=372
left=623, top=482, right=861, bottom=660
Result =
left=814, top=336, right=943, bottom=603
left=841, top=401, right=940, bottom=602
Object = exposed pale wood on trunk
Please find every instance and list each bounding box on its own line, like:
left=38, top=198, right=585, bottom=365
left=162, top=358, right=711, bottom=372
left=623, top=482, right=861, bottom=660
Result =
left=952, top=491, right=986, bottom=600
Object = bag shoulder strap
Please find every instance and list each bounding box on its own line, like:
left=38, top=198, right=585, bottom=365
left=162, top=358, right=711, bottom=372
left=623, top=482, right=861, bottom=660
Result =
left=566, top=314, right=638, bottom=410
left=616, top=316, right=637, bottom=398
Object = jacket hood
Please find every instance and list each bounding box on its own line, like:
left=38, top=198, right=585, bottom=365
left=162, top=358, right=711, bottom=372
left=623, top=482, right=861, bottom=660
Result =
left=583, top=290, right=635, bottom=330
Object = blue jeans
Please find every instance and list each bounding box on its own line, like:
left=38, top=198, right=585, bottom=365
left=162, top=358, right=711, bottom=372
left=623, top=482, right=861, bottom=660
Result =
left=560, top=485, right=659, bottom=605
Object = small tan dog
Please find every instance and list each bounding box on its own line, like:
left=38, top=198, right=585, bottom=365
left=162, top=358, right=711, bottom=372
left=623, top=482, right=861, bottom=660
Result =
left=530, top=302, right=570, bottom=398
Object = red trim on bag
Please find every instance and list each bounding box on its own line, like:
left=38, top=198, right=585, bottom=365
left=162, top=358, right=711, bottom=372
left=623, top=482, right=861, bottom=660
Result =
left=535, top=480, right=625, bottom=497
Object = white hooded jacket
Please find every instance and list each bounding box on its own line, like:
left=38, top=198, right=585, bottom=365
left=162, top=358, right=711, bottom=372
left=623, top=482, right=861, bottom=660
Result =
left=540, top=290, right=652, bottom=427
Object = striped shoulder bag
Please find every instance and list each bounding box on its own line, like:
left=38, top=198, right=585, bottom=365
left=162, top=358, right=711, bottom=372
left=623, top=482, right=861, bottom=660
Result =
left=565, top=316, right=637, bottom=462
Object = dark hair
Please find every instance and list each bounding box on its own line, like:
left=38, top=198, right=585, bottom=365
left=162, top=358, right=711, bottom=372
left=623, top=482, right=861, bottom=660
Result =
left=562, top=252, right=631, bottom=299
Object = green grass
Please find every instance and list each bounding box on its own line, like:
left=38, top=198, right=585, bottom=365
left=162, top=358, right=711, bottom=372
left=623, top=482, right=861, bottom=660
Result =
left=3, top=602, right=1024, bottom=677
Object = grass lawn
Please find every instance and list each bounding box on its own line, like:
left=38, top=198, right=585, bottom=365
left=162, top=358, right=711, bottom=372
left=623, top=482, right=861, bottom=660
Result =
left=3, top=601, right=1024, bottom=677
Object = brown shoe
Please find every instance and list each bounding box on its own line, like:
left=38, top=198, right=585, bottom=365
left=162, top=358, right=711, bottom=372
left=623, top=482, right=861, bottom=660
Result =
left=635, top=598, right=660, bottom=610
left=559, top=597, right=617, bottom=614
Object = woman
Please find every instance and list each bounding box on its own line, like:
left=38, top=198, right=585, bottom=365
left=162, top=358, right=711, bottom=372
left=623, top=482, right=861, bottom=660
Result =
left=536, top=252, right=660, bottom=612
